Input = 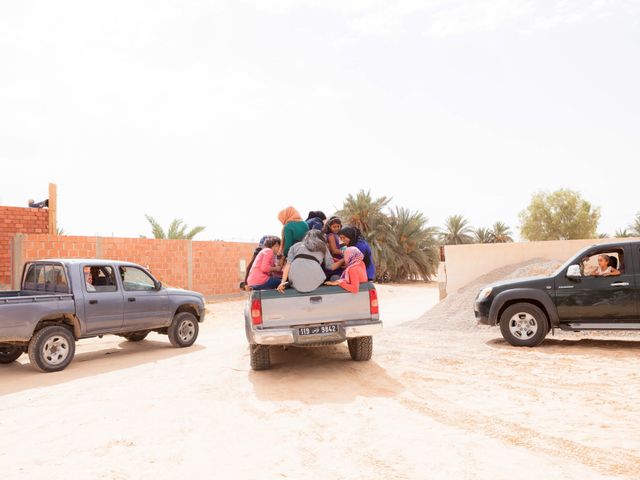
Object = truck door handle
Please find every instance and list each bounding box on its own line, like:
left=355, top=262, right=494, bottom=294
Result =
left=611, top=282, right=630, bottom=287
left=128, top=297, right=136, bottom=302
left=309, top=296, right=322, bottom=304
left=89, top=300, right=98, bottom=305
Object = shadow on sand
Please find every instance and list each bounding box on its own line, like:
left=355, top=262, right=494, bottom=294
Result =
left=0, top=340, right=205, bottom=396
left=249, top=344, right=404, bottom=405
left=487, top=336, right=640, bottom=358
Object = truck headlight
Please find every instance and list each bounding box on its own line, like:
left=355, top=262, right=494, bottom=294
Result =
left=478, top=287, right=492, bottom=300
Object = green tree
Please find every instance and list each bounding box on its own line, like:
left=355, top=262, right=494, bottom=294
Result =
left=144, top=215, right=205, bottom=240
left=519, top=189, right=601, bottom=241
left=336, top=190, right=392, bottom=276
left=615, top=229, right=632, bottom=238
left=490, top=221, right=513, bottom=243
left=384, top=207, right=439, bottom=281
left=440, top=215, right=473, bottom=245
left=473, top=227, right=493, bottom=244
left=630, top=213, right=640, bottom=237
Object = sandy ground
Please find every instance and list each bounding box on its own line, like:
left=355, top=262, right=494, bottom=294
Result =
left=1, top=280, right=639, bottom=480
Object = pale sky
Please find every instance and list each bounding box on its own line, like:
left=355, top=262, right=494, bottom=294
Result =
left=1, top=0, right=639, bottom=242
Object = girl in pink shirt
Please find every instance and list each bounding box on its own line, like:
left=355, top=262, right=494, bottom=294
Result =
left=247, top=237, right=283, bottom=290
left=325, top=247, right=367, bottom=293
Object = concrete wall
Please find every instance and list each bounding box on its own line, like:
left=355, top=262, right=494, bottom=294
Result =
left=10, top=234, right=255, bottom=297
left=0, top=206, right=49, bottom=288
left=442, top=237, right=640, bottom=295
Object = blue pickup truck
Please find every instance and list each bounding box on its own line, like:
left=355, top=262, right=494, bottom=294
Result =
left=0, top=259, right=206, bottom=372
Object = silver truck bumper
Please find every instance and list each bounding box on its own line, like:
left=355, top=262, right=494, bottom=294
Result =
left=251, top=321, right=383, bottom=346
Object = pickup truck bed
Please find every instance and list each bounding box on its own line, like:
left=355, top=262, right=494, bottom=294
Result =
left=245, top=282, right=382, bottom=370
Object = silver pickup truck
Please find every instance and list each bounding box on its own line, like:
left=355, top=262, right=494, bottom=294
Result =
left=0, top=259, right=206, bottom=372
left=244, top=282, right=382, bottom=370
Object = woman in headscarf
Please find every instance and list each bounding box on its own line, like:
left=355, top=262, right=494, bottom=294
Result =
left=338, top=227, right=376, bottom=281
left=325, top=246, right=368, bottom=293
left=277, top=230, right=343, bottom=294
left=278, top=207, right=309, bottom=258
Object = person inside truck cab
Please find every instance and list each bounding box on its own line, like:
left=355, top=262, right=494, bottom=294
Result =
left=594, top=254, right=620, bottom=277
left=83, top=267, right=96, bottom=292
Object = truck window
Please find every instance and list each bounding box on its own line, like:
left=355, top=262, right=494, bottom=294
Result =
left=23, top=264, right=69, bottom=293
left=84, top=266, right=118, bottom=293
left=119, top=266, right=156, bottom=292
left=580, top=249, right=624, bottom=277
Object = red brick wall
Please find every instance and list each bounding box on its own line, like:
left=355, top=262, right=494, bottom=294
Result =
left=0, top=206, right=49, bottom=287
left=13, top=234, right=255, bottom=297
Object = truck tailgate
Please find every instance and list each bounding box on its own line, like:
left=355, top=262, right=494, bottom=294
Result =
left=259, top=285, right=372, bottom=328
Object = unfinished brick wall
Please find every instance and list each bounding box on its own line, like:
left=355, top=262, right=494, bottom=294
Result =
left=0, top=206, right=49, bottom=288
left=11, top=234, right=255, bottom=297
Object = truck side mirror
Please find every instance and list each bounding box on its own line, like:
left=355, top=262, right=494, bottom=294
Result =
left=155, top=281, right=162, bottom=290
left=566, top=265, right=582, bottom=279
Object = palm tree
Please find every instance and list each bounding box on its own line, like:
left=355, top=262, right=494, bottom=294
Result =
left=336, top=190, right=392, bottom=276
left=473, top=228, right=493, bottom=244
left=630, top=213, right=640, bottom=237
left=440, top=215, right=473, bottom=245
left=144, top=215, right=205, bottom=240
left=384, top=207, right=439, bottom=281
left=336, top=190, right=391, bottom=236
left=615, top=228, right=633, bottom=238
left=489, top=221, right=513, bottom=243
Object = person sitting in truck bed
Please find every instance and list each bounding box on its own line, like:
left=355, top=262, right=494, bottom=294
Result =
left=305, top=210, right=326, bottom=231
left=325, top=246, right=368, bottom=293
left=278, top=207, right=309, bottom=259
left=338, top=226, right=376, bottom=281
left=246, top=237, right=283, bottom=290
left=277, top=230, right=343, bottom=294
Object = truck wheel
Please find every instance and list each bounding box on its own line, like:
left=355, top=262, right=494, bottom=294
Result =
left=250, top=344, right=271, bottom=371
left=348, top=336, right=373, bottom=361
left=168, top=312, right=199, bottom=348
left=499, top=303, right=549, bottom=347
left=28, top=326, right=76, bottom=373
left=124, top=332, right=149, bottom=342
left=0, top=345, right=24, bottom=364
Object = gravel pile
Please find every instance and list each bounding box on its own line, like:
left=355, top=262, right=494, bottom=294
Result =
left=411, top=259, right=562, bottom=332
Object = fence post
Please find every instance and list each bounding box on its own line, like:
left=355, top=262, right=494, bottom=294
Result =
left=187, top=240, right=193, bottom=290
left=11, top=234, right=25, bottom=289
left=96, top=236, right=103, bottom=259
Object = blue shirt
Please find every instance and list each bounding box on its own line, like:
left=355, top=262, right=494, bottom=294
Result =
left=355, top=239, right=375, bottom=281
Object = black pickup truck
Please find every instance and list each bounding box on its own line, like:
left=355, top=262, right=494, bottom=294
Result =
left=475, top=240, right=640, bottom=346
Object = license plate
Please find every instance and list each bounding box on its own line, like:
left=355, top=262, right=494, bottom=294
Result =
left=299, top=324, right=339, bottom=336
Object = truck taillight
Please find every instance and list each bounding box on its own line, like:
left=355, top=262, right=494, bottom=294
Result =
left=251, top=298, right=263, bottom=325
left=369, top=289, right=379, bottom=315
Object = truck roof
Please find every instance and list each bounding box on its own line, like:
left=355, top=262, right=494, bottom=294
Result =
left=31, top=259, right=143, bottom=267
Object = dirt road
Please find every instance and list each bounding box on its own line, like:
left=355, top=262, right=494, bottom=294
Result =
left=1, top=283, right=638, bottom=479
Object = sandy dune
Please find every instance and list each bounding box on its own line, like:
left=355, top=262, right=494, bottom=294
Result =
left=1, top=281, right=638, bottom=480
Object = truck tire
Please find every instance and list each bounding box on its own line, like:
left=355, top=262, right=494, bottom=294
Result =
left=499, top=302, right=549, bottom=347
left=27, top=326, right=76, bottom=373
left=0, top=345, right=24, bottom=364
left=168, top=312, right=199, bottom=348
left=348, top=336, right=373, bottom=361
left=250, top=344, right=271, bottom=371
left=124, top=332, right=149, bottom=342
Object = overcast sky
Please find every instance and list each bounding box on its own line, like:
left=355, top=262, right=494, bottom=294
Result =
left=1, top=0, right=639, bottom=242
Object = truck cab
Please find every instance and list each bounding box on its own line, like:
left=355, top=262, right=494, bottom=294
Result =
left=475, top=241, right=640, bottom=346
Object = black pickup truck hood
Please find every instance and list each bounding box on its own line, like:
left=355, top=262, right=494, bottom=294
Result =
left=487, top=275, right=553, bottom=293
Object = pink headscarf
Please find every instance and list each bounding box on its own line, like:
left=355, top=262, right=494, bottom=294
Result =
left=341, top=246, right=364, bottom=279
